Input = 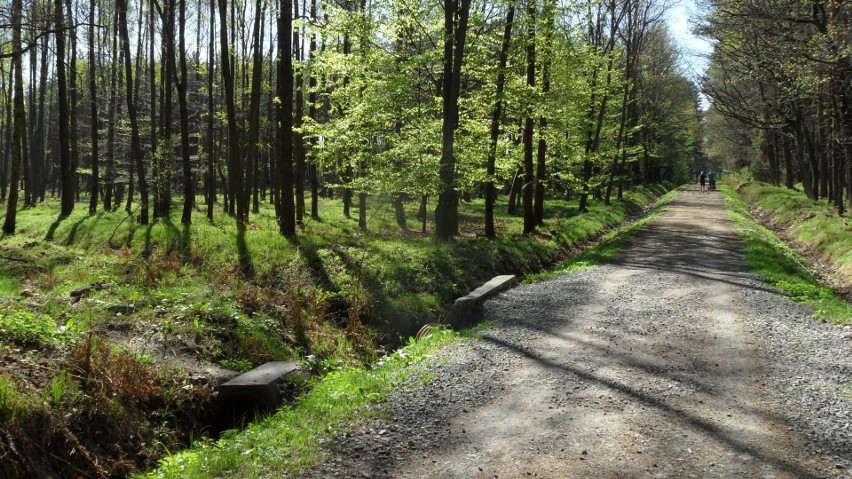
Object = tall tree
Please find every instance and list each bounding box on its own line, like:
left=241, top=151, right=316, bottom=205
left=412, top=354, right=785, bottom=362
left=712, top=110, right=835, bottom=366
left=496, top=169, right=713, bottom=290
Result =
left=293, top=0, right=306, bottom=225
left=34, top=32, right=50, bottom=204
left=218, top=0, right=247, bottom=227
left=276, top=0, right=296, bottom=236
left=245, top=0, right=267, bottom=221
left=56, top=0, right=74, bottom=216
left=485, top=1, right=515, bottom=238
left=533, top=0, right=555, bottom=226
left=88, top=0, right=100, bottom=214
left=0, top=65, right=10, bottom=203
left=434, top=0, right=473, bottom=240
left=522, top=0, right=536, bottom=234
left=156, top=0, right=176, bottom=218
left=104, top=6, right=120, bottom=212
left=118, top=0, right=150, bottom=224
left=177, top=0, right=194, bottom=224
left=2, top=0, right=26, bottom=234
left=307, top=0, right=320, bottom=220
left=206, top=0, right=216, bottom=221
left=67, top=0, right=80, bottom=202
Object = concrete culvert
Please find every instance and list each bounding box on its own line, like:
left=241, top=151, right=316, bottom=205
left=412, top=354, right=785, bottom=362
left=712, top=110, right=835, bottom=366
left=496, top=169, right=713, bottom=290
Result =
left=214, top=361, right=300, bottom=432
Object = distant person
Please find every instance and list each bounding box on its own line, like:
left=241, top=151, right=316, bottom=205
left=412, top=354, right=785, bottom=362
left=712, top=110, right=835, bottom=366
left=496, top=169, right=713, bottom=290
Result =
left=707, top=171, right=716, bottom=191
left=699, top=171, right=707, bottom=192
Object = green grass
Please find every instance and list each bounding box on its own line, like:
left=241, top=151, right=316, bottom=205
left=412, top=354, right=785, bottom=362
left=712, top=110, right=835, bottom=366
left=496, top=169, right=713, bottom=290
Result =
left=0, top=306, right=85, bottom=348
left=135, top=328, right=463, bottom=479
left=1, top=187, right=670, bottom=355
left=732, top=180, right=852, bottom=290
left=722, top=183, right=851, bottom=325
left=0, top=374, right=42, bottom=422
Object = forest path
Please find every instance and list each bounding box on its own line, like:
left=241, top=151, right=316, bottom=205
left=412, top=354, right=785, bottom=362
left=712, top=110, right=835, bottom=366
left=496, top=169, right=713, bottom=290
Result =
left=302, top=186, right=850, bottom=479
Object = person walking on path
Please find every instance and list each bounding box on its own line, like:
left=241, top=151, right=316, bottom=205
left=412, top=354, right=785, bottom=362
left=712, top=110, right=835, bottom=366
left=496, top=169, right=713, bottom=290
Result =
left=699, top=171, right=707, bottom=192
left=708, top=171, right=716, bottom=191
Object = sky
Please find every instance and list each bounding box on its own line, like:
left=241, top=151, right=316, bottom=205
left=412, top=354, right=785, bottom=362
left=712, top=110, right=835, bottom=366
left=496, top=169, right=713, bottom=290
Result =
left=666, top=0, right=714, bottom=82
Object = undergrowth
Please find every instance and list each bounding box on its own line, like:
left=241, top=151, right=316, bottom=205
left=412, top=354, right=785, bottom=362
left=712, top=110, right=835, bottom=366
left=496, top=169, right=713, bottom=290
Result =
left=722, top=183, right=851, bottom=325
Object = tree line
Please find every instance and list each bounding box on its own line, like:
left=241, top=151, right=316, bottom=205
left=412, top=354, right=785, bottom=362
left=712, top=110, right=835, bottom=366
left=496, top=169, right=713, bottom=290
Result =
left=700, top=0, right=851, bottom=214
left=0, top=0, right=701, bottom=239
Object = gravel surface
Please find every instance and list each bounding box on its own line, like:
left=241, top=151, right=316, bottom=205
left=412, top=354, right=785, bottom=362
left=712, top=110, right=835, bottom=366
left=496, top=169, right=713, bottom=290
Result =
left=300, top=186, right=852, bottom=479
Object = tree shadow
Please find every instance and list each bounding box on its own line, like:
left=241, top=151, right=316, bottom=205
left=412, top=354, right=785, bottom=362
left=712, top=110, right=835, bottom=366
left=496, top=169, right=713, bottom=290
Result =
left=159, top=217, right=180, bottom=252
left=291, top=237, right=334, bottom=292
left=142, top=224, right=154, bottom=259
left=44, top=214, right=71, bottom=242
left=478, top=334, right=821, bottom=479
left=65, top=213, right=104, bottom=246
left=107, top=212, right=137, bottom=249
left=180, top=223, right=192, bottom=262
left=236, top=229, right=254, bottom=280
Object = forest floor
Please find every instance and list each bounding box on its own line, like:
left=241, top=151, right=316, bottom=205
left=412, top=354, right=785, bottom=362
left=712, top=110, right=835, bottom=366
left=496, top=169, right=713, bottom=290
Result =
left=303, top=185, right=852, bottom=479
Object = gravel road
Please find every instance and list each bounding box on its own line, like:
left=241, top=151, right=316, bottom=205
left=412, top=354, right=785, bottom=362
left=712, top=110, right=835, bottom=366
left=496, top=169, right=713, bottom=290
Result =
left=302, top=186, right=852, bottom=479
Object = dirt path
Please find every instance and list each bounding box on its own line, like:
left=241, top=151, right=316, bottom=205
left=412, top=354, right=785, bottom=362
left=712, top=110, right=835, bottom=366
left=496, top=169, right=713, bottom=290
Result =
left=304, top=186, right=850, bottom=479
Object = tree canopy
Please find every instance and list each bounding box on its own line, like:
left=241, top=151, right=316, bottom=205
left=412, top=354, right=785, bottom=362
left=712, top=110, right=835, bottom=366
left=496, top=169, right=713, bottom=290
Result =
left=699, top=0, right=851, bottom=213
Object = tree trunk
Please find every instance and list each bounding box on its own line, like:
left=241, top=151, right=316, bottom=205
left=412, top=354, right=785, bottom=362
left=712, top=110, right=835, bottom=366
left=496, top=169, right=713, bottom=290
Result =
left=35, top=37, right=49, bottom=204
left=88, top=0, right=100, bottom=214
left=56, top=0, right=74, bottom=216
left=157, top=0, right=176, bottom=218
left=293, top=0, right=306, bottom=225
left=104, top=12, right=121, bottom=212
left=816, top=97, right=829, bottom=200
left=276, top=0, right=296, bottom=236
left=26, top=41, right=38, bottom=206
left=419, top=194, right=428, bottom=233
left=605, top=77, right=631, bottom=205
left=218, top=0, right=247, bottom=228
left=533, top=0, right=553, bottom=226
left=782, top=130, right=795, bottom=189
left=792, top=118, right=815, bottom=199
left=2, top=0, right=25, bottom=234
left=484, top=2, right=514, bottom=238
left=245, top=0, right=266, bottom=221
left=358, top=162, right=367, bottom=230
left=308, top=0, right=319, bottom=220
left=392, top=194, right=407, bottom=229
left=522, top=0, right=535, bottom=234
left=67, top=0, right=80, bottom=202
left=206, top=0, right=216, bottom=220
left=118, top=0, right=149, bottom=224
left=435, top=0, right=472, bottom=240
left=0, top=67, right=11, bottom=203
left=177, top=0, right=194, bottom=224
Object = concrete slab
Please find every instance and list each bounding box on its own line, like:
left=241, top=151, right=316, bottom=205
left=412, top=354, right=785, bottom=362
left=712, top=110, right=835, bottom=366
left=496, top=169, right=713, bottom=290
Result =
left=445, top=275, right=518, bottom=328
left=218, top=361, right=299, bottom=410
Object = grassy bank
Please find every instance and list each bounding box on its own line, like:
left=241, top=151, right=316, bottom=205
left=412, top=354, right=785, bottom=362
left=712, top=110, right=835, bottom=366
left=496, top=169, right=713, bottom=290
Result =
left=0, top=185, right=670, bottom=477
left=722, top=181, right=851, bottom=325
left=731, top=180, right=851, bottom=292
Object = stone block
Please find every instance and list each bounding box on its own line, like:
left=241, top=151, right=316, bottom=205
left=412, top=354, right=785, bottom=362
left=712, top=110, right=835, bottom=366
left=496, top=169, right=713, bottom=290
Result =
left=218, top=361, right=299, bottom=411
left=445, top=275, right=518, bottom=328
